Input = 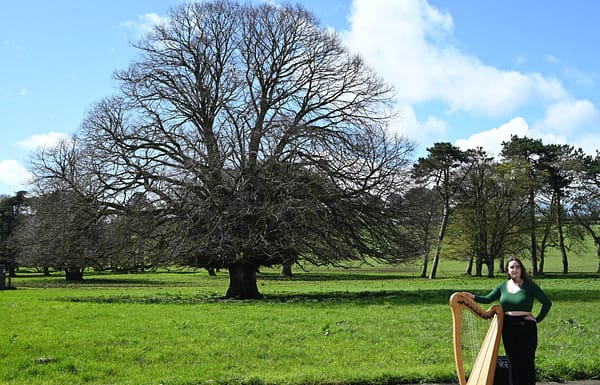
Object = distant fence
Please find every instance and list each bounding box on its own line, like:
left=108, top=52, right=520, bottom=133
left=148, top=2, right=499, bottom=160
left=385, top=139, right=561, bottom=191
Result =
left=0, top=264, right=5, bottom=290
left=0, top=264, right=13, bottom=290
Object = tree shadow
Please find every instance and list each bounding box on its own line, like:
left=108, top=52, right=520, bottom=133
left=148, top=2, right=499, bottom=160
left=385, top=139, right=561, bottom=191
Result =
left=58, top=288, right=461, bottom=306
left=12, top=269, right=210, bottom=288
left=258, top=271, right=418, bottom=282
left=56, top=285, right=600, bottom=306
left=540, top=272, right=599, bottom=280
left=263, top=288, right=458, bottom=305
left=15, top=276, right=171, bottom=288
left=542, top=289, right=600, bottom=302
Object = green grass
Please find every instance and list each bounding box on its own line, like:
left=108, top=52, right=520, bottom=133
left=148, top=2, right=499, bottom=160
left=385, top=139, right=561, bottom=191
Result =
left=0, top=257, right=599, bottom=385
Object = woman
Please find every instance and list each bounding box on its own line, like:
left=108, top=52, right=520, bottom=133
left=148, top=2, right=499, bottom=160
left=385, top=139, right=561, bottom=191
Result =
left=463, top=257, right=552, bottom=385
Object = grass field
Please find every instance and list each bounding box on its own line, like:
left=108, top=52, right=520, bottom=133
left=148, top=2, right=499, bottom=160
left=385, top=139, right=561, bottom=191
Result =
left=0, top=254, right=598, bottom=385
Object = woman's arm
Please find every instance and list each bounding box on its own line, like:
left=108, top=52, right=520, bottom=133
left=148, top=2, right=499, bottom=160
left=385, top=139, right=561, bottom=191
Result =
left=465, top=284, right=502, bottom=304
left=531, top=282, right=552, bottom=322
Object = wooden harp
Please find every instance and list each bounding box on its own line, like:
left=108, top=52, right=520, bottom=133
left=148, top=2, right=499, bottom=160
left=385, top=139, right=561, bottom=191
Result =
left=449, top=292, right=504, bottom=385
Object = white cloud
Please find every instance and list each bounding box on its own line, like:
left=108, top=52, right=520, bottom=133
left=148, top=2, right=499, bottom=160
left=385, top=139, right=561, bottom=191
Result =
left=563, top=67, right=595, bottom=87
left=343, top=0, right=568, bottom=116
left=527, top=99, right=600, bottom=155
left=389, top=105, right=447, bottom=149
left=515, top=55, right=528, bottom=65
left=455, top=117, right=530, bottom=156
left=122, top=12, right=170, bottom=37
left=340, top=0, right=600, bottom=158
left=454, top=99, right=600, bottom=157
left=16, top=131, right=69, bottom=151
left=532, top=99, right=600, bottom=136
left=570, top=132, right=600, bottom=155
left=545, top=54, right=560, bottom=64
left=0, top=160, right=32, bottom=188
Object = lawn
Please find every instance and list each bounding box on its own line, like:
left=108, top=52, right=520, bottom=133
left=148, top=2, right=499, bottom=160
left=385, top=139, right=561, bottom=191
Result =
left=0, top=255, right=598, bottom=385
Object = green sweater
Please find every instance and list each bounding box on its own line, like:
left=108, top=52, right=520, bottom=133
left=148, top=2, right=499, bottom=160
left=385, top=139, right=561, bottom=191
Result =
left=474, top=280, right=552, bottom=322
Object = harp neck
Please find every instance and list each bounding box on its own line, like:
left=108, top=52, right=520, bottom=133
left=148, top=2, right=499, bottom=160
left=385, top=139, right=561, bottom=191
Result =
left=450, top=292, right=503, bottom=320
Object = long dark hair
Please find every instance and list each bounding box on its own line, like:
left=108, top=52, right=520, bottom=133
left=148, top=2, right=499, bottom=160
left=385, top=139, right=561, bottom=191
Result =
left=505, top=257, right=532, bottom=283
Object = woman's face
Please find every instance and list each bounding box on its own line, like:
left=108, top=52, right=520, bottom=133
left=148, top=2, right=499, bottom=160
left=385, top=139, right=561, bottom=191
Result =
left=507, top=260, right=522, bottom=281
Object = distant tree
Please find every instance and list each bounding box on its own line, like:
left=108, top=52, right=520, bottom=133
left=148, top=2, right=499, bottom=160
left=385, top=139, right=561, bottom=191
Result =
left=23, top=138, right=105, bottom=281
left=401, top=187, right=441, bottom=278
left=453, top=149, right=529, bottom=276
left=0, top=191, right=27, bottom=276
left=100, top=193, right=170, bottom=272
left=538, top=144, right=584, bottom=274
left=15, top=190, right=102, bottom=281
left=501, top=136, right=548, bottom=276
left=412, top=142, right=473, bottom=279
left=60, top=1, right=416, bottom=298
left=571, top=152, right=600, bottom=273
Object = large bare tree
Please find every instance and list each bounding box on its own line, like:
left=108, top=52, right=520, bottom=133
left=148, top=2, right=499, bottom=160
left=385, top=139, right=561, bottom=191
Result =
left=53, top=1, right=415, bottom=298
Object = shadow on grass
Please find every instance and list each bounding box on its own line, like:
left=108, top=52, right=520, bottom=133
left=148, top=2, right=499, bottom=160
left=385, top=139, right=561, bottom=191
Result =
left=55, top=285, right=600, bottom=306
left=544, top=289, right=600, bottom=302
left=539, top=272, right=600, bottom=280
left=264, top=289, right=458, bottom=305
left=17, top=277, right=177, bottom=288
left=12, top=269, right=217, bottom=288
left=57, top=288, right=469, bottom=306
left=258, top=271, right=418, bottom=282
left=265, top=287, right=600, bottom=304
left=18, top=268, right=600, bottom=306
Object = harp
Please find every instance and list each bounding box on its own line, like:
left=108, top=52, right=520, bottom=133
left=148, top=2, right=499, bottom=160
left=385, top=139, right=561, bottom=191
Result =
left=449, top=292, right=504, bottom=385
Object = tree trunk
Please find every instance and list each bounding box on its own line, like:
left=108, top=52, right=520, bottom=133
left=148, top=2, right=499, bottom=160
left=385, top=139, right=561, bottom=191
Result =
left=0, top=265, right=6, bottom=290
left=465, top=256, right=473, bottom=276
left=429, top=241, right=441, bottom=279
left=65, top=267, right=84, bottom=281
left=420, top=209, right=433, bottom=278
left=556, top=194, right=569, bottom=274
left=538, top=200, right=553, bottom=275
left=429, top=205, right=449, bottom=279
left=475, top=256, right=484, bottom=276
left=420, top=252, right=429, bottom=278
left=226, top=264, right=262, bottom=299
left=529, top=191, right=538, bottom=276
left=595, top=236, right=600, bottom=273
left=281, top=261, right=293, bottom=277
left=486, top=258, right=495, bottom=278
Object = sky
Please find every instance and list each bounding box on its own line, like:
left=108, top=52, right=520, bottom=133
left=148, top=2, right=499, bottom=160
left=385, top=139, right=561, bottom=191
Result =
left=2, top=0, right=600, bottom=196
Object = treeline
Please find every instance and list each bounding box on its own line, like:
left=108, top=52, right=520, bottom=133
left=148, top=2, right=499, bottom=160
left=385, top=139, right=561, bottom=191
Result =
left=411, top=137, right=600, bottom=279
left=2, top=135, right=599, bottom=285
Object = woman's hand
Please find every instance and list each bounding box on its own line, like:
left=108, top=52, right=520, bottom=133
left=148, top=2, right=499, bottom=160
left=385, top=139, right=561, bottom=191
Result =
left=461, top=292, right=475, bottom=299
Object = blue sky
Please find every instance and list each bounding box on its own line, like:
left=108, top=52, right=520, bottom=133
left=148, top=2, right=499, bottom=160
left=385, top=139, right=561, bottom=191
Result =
left=2, top=0, right=600, bottom=196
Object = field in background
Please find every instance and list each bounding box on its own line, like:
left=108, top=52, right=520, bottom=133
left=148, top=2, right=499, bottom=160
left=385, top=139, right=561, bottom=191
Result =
left=1, top=252, right=598, bottom=385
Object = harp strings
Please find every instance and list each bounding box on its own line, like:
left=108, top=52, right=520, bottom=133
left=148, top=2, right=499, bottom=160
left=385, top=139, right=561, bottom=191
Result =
left=465, top=310, right=482, bottom=369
